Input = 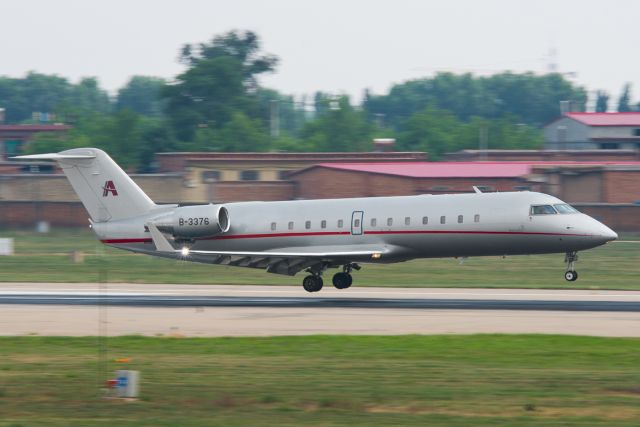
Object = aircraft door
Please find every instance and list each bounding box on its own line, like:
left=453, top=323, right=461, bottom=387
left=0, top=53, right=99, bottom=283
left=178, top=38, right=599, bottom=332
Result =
left=351, top=211, right=364, bottom=235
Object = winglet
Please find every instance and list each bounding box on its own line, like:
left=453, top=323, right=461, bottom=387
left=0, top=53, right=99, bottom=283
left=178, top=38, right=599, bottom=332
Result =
left=146, top=223, right=175, bottom=252
left=472, top=186, right=482, bottom=194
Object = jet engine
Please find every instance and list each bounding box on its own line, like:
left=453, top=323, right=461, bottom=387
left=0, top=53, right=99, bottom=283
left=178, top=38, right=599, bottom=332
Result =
left=155, top=204, right=230, bottom=239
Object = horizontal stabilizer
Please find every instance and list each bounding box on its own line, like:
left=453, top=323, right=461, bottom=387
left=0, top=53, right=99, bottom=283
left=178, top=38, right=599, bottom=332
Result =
left=11, top=153, right=96, bottom=160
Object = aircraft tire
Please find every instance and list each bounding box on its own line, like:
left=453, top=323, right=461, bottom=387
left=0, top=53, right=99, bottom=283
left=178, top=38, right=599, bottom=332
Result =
left=564, top=270, right=578, bottom=282
left=303, top=275, right=323, bottom=292
left=332, top=272, right=353, bottom=289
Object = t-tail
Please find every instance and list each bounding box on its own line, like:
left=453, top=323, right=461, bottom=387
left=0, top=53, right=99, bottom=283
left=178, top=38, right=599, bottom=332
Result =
left=13, top=148, right=156, bottom=222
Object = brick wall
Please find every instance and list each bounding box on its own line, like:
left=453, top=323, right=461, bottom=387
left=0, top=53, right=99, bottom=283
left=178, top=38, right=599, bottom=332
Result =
left=574, top=204, right=640, bottom=232
left=602, top=171, right=640, bottom=204
left=213, top=181, right=295, bottom=202
left=292, top=168, right=536, bottom=199
left=0, top=201, right=89, bottom=227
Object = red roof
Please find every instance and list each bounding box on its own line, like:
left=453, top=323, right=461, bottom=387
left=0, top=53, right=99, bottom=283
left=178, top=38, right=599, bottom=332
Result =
left=303, top=162, right=640, bottom=178
left=565, top=112, right=640, bottom=127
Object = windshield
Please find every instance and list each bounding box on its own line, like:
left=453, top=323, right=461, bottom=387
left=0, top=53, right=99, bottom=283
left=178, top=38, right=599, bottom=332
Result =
left=530, top=205, right=557, bottom=215
left=554, top=203, right=579, bottom=214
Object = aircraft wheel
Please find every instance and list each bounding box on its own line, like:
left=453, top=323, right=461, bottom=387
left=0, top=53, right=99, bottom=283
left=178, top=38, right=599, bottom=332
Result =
left=303, top=275, right=323, bottom=292
left=564, top=270, right=578, bottom=282
left=332, top=272, right=353, bottom=289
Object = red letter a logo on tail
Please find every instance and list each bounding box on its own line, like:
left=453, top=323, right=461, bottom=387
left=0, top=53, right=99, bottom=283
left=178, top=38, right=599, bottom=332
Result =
left=102, top=180, right=118, bottom=197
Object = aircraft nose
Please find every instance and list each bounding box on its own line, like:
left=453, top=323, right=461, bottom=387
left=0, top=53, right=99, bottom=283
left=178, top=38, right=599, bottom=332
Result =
left=595, top=222, right=618, bottom=243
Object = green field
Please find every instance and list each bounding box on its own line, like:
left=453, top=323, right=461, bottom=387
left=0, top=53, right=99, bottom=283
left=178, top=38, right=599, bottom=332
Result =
left=0, top=335, right=639, bottom=426
left=0, top=229, right=638, bottom=289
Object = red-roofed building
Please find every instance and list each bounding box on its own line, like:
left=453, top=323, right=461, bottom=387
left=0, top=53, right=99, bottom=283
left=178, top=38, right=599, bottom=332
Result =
left=288, top=162, right=640, bottom=204
left=544, top=112, right=640, bottom=150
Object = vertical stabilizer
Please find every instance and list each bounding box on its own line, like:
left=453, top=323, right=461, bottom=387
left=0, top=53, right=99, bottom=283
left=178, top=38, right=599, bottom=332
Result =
left=14, top=148, right=156, bottom=222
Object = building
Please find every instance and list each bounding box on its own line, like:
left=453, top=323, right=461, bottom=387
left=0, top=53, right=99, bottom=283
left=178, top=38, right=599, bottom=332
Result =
left=444, top=149, right=640, bottom=162
left=544, top=112, right=640, bottom=150
left=0, top=124, right=71, bottom=160
left=155, top=151, right=427, bottom=202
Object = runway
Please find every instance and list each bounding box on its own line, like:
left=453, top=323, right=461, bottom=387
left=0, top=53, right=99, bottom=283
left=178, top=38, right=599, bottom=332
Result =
left=2, top=283, right=640, bottom=337
left=3, top=294, right=640, bottom=312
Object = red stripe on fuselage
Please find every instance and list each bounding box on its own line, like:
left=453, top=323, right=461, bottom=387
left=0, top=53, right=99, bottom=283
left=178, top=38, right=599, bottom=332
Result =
left=100, top=230, right=591, bottom=245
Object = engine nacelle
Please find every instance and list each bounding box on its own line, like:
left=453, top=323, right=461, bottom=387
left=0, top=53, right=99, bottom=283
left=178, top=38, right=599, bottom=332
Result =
left=156, top=204, right=230, bottom=238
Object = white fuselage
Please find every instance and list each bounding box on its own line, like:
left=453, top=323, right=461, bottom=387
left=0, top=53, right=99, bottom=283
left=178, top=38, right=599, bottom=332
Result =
left=97, top=191, right=617, bottom=263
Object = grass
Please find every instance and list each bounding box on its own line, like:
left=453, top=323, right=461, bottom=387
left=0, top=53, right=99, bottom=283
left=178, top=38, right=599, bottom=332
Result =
left=0, top=335, right=639, bottom=426
left=0, top=228, right=638, bottom=289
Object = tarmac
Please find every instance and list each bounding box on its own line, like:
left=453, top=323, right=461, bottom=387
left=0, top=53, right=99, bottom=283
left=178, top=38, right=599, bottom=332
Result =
left=1, top=283, right=640, bottom=337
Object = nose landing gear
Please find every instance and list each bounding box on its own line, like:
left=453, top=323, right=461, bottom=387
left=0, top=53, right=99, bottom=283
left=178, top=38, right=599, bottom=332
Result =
left=564, top=251, right=579, bottom=282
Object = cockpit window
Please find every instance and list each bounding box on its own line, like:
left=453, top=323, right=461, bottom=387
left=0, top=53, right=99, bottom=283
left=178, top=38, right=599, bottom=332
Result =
left=554, top=204, right=579, bottom=214
left=530, top=205, right=557, bottom=215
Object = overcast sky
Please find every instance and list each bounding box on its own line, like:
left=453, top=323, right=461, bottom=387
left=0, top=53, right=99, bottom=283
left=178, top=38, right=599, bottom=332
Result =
left=2, top=0, right=639, bottom=107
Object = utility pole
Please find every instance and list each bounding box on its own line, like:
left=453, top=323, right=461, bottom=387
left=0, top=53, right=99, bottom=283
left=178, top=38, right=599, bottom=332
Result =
left=270, top=100, right=280, bottom=138
left=479, top=124, right=488, bottom=161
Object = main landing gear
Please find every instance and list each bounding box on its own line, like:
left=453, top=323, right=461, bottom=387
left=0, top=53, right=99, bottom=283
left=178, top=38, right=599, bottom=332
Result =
left=564, top=251, right=579, bottom=282
left=302, top=263, right=360, bottom=292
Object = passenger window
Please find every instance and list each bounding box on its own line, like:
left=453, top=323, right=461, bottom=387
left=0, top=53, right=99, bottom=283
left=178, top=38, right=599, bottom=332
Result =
left=422, top=216, right=428, bottom=225
left=530, top=205, right=558, bottom=215
left=288, top=221, right=294, bottom=230
left=371, top=218, right=377, bottom=227
left=354, top=219, right=360, bottom=228
left=458, top=215, right=463, bottom=224
left=305, top=220, right=311, bottom=229
left=271, top=222, right=276, bottom=231
left=337, top=219, right=344, bottom=228
left=474, top=214, right=480, bottom=223
left=440, top=216, right=446, bottom=224
left=387, top=217, right=393, bottom=226
left=405, top=217, right=411, bottom=226
left=321, top=220, right=327, bottom=229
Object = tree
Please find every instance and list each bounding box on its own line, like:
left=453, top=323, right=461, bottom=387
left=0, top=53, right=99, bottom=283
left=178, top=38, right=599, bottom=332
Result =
left=116, top=76, right=166, bottom=117
left=595, top=90, right=609, bottom=112
left=300, top=96, right=373, bottom=152
left=363, top=72, right=587, bottom=129
left=617, top=83, right=632, bottom=112
left=163, top=30, right=278, bottom=142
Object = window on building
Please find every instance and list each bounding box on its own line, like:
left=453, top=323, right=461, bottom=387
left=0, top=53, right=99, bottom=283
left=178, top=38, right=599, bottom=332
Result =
left=288, top=221, right=294, bottom=230
left=633, top=128, right=640, bottom=137
left=432, top=186, right=450, bottom=192
left=600, top=142, right=620, bottom=150
left=440, top=216, right=446, bottom=224
left=405, top=217, right=411, bottom=226
left=321, top=220, right=327, bottom=229
left=278, top=170, right=289, bottom=180
left=371, top=218, right=377, bottom=227
left=337, top=219, right=344, bottom=228
left=305, top=220, right=311, bottom=229
left=422, top=216, right=428, bottom=225
left=530, top=205, right=558, bottom=215
left=458, top=215, right=463, bottom=224
left=240, top=170, right=259, bottom=181
left=271, top=222, right=277, bottom=231
left=202, top=170, right=220, bottom=183
left=475, top=185, right=493, bottom=192
left=387, top=217, right=393, bottom=226
left=513, top=185, right=531, bottom=191
left=474, top=214, right=480, bottom=223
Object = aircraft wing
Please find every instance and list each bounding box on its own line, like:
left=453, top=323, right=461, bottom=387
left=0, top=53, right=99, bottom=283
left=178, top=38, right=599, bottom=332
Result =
left=145, top=223, right=387, bottom=276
